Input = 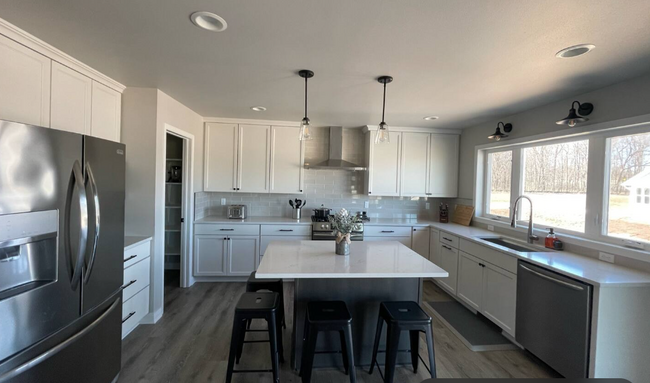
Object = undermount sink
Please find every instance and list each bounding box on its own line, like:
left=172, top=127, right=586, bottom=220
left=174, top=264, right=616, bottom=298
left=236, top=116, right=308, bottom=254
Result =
left=479, top=237, right=550, bottom=253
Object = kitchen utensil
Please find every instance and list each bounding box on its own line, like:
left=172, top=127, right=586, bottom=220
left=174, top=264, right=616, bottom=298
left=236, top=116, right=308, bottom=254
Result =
left=289, top=200, right=295, bottom=209
left=295, top=199, right=302, bottom=209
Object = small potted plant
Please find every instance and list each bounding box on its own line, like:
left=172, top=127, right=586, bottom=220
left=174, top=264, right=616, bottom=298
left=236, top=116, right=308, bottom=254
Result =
left=329, top=208, right=361, bottom=255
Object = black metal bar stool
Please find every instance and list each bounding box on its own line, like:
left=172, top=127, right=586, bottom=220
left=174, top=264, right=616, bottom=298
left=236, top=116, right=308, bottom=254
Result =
left=300, top=301, right=357, bottom=383
left=369, top=301, right=436, bottom=383
left=246, top=271, right=286, bottom=329
left=225, top=292, right=284, bottom=383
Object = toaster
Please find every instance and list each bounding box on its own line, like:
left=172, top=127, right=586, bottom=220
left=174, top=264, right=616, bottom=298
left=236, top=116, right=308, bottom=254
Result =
left=228, top=205, right=246, bottom=219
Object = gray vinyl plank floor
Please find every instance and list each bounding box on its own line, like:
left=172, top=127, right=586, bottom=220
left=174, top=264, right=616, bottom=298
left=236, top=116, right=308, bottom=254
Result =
left=119, top=279, right=560, bottom=382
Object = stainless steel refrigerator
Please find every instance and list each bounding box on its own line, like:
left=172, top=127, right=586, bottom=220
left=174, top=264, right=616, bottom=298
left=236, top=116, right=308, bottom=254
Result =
left=0, top=120, right=125, bottom=383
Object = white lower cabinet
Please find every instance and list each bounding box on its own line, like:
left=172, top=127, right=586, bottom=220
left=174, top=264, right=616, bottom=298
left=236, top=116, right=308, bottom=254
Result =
left=411, top=227, right=430, bottom=257
left=228, top=236, right=259, bottom=276
left=482, top=263, right=517, bottom=336
left=194, top=233, right=258, bottom=277
left=457, top=251, right=484, bottom=311
left=429, top=229, right=440, bottom=264
left=122, top=238, right=152, bottom=339
left=437, top=243, right=459, bottom=295
left=122, top=285, right=149, bottom=339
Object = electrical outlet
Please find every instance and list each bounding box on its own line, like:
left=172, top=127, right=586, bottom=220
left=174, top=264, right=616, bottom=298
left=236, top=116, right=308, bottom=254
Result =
left=220, top=198, right=226, bottom=206
left=364, top=200, right=369, bottom=209
left=599, top=252, right=615, bottom=264
left=425, top=202, right=430, bottom=210
left=488, top=225, right=495, bottom=231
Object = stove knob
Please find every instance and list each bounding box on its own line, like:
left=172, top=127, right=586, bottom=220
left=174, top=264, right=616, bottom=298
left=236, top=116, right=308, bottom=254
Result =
left=321, top=224, right=326, bottom=229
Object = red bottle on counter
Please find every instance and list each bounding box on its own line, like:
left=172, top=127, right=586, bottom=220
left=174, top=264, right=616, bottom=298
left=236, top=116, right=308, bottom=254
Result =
left=545, top=228, right=557, bottom=249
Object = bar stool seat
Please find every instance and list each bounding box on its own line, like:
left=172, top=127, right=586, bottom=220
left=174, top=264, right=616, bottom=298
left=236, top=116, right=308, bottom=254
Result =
left=300, top=301, right=356, bottom=383
left=246, top=271, right=286, bottom=328
left=369, top=301, right=436, bottom=383
left=225, top=292, right=283, bottom=383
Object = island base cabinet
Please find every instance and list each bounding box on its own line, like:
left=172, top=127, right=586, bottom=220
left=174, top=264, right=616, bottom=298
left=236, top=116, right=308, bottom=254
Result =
left=194, top=235, right=227, bottom=276
left=457, top=251, right=483, bottom=311
left=228, top=236, right=259, bottom=276
left=482, top=263, right=517, bottom=336
left=437, top=244, right=459, bottom=295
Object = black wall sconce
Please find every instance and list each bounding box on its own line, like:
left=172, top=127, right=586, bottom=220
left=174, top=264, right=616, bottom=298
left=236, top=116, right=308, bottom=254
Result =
left=488, top=122, right=513, bottom=141
left=556, top=101, right=593, bottom=127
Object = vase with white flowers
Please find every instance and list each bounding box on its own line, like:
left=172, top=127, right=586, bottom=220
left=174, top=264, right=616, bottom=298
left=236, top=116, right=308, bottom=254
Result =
left=329, top=208, right=361, bottom=255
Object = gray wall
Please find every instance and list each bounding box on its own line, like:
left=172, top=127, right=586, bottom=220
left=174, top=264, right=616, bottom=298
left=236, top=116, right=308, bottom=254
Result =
left=458, top=72, right=650, bottom=201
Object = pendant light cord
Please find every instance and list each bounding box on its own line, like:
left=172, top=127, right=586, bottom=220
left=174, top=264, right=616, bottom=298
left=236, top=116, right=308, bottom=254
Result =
left=381, top=81, right=386, bottom=124
left=304, top=76, right=308, bottom=119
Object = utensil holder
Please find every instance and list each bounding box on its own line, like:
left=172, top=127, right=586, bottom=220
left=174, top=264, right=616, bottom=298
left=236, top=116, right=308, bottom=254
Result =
left=292, top=209, right=301, bottom=220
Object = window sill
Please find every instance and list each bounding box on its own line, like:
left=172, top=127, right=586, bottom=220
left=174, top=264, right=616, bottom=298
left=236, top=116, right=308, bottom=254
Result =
left=474, top=216, right=650, bottom=264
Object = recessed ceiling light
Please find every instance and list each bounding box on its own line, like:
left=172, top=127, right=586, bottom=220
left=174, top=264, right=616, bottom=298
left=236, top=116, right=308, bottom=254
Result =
left=423, top=116, right=439, bottom=121
left=250, top=106, right=267, bottom=112
left=556, top=44, right=595, bottom=58
left=190, top=11, right=227, bottom=32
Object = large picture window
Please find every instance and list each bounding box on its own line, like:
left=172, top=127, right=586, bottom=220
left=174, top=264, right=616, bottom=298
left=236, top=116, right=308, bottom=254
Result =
left=487, top=151, right=512, bottom=218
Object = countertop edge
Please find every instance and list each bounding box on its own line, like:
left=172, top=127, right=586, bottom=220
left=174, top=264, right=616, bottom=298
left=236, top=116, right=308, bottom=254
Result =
left=124, top=236, right=153, bottom=250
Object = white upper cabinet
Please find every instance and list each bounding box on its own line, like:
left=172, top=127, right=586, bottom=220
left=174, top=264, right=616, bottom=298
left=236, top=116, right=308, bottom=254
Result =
left=428, top=134, right=459, bottom=197
left=91, top=81, right=122, bottom=142
left=270, top=126, right=304, bottom=194
left=205, top=122, right=238, bottom=192
left=366, top=131, right=402, bottom=196
left=364, top=127, right=459, bottom=197
left=0, top=34, right=51, bottom=127
left=204, top=122, right=304, bottom=194
left=401, top=132, right=430, bottom=197
left=239, top=125, right=270, bottom=193
left=50, top=62, right=92, bottom=135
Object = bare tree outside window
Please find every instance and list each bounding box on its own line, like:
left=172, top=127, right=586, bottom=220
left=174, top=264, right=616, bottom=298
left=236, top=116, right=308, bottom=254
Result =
left=488, top=151, right=512, bottom=217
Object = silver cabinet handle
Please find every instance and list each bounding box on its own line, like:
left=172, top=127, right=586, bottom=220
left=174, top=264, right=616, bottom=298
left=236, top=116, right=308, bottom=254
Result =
left=219, top=229, right=235, bottom=231
left=279, top=229, right=294, bottom=232
left=0, top=297, right=120, bottom=382
left=381, top=231, right=395, bottom=233
left=84, top=162, right=100, bottom=284
left=122, top=279, right=137, bottom=290
left=519, top=264, right=584, bottom=291
left=65, top=160, right=88, bottom=291
left=124, top=254, right=138, bottom=263
left=122, top=311, right=136, bottom=323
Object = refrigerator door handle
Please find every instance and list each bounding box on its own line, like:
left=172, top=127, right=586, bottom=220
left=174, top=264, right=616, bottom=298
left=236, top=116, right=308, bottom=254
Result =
left=83, top=163, right=100, bottom=284
left=65, top=160, right=89, bottom=291
left=0, top=297, right=121, bottom=383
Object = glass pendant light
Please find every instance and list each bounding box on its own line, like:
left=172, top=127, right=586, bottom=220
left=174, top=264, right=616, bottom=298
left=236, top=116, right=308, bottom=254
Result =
left=298, top=70, right=314, bottom=141
left=375, top=76, right=393, bottom=144
left=556, top=100, right=593, bottom=127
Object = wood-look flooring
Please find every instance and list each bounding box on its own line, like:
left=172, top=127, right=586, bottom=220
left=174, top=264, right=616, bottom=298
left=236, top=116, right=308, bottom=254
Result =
left=120, top=278, right=560, bottom=382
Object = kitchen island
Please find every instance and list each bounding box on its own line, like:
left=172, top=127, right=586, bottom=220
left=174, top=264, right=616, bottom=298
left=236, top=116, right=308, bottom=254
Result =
left=256, top=240, right=448, bottom=370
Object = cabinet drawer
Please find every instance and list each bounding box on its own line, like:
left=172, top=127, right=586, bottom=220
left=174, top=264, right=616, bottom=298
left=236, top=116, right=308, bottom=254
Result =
left=123, top=258, right=150, bottom=302
left=261, top=224, right=311, bottom=236
left=122, top=285, right=149, bottom=339
left=365, top=226, right=412, bottom=237
left=124, top=241, right=150, bottom=269
left=460, top=239, right=517, bottom=274
left=439, top=231, right=459, bottom=249
left=195, top=224, right=260, bottom=236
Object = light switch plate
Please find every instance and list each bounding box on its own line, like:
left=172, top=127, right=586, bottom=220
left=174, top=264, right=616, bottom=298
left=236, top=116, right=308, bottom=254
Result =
left=220, top=198, right=226, bottom=206
left=599, top=252, right=615, bottom=264
left=425, top=202, right=430, bottom=210
left=488, top=225, right=495, bottom=231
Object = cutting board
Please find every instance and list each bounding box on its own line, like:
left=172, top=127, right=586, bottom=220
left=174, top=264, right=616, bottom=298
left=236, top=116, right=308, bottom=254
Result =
left=452, top=204, right=475, bottom=226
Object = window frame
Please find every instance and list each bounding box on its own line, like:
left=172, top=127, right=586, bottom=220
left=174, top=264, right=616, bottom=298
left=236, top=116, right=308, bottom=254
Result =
left=483, top=148, right=516, bottom=223
left=474, top=116, right=650, bottom=257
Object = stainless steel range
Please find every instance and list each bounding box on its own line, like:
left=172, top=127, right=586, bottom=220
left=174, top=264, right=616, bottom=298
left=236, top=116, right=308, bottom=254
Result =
left=311, top=216, right=364, bottom=241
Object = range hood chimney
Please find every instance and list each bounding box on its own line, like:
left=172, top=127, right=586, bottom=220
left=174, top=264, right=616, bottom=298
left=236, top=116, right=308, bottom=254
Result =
left=306, top=126, right=366, bottom=171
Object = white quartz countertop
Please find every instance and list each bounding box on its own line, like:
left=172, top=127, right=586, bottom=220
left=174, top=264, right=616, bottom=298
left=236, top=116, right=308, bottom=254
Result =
left=256, top=240, right=449, bottom=279
left=124, top=235, right=152, bottom=250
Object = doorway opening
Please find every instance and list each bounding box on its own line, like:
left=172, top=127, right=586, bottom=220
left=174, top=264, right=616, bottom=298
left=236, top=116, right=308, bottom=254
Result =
left=164, top=133, right=183, bottom=290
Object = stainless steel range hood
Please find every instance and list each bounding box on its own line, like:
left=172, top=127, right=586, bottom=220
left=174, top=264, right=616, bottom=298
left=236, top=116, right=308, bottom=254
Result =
left=305, top=126, right=366, bottom=171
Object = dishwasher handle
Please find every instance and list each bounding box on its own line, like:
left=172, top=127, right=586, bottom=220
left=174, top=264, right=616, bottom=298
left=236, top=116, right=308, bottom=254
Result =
left=519, top=264, right=584, bottom=291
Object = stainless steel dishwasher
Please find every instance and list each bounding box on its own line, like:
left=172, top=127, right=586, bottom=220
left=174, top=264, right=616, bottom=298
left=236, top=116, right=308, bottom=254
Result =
left=516, top=260, right=593, bottom=378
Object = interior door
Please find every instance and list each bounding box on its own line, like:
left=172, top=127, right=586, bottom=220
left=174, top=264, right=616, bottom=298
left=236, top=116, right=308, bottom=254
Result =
left=81, top=136, right=125, bottom=314
left=0, top=121, right=83, bottom=362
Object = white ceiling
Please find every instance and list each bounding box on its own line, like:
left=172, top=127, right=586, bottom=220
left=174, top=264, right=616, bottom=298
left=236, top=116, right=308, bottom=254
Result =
left=2, top=0, right=650, bottom=129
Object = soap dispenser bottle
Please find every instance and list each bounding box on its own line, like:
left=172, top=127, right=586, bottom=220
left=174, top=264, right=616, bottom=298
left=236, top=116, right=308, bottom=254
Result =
left=545, top=228, right=557, bottom=249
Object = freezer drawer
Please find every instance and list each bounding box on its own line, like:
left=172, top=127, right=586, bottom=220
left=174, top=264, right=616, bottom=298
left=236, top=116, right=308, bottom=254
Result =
left=515, top=260, right=592, bottom=378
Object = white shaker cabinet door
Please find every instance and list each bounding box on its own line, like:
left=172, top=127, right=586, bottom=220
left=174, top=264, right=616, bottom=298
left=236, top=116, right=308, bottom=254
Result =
left=428, top=134, right=459, bottom=197
left=411, top=227, right=430, bottom=258
left=401, top=132, right=430, bottom=197
left=437, top=243, right=459, bottom=296
left=194, top=235, right=227, bottom=276
left=239, top=124, right=270, bottom=193
left=204, top=123, right=238, bottom=192
left=228, top=236, right=259, bottom=276
left=457, top=251, right=484, bottom=311
left=367, top=131, right=402, bottom=196
left=270, top=126, right=304, bottom=194
left=482, top=263, right=517, bottom=336
left=429, top=229, right=440, bottom=264
left=91, top=81, right=121, bottom=142
left=0, top=34, right=51, bottom=127
left=51, top=61, right=92, bottom=135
